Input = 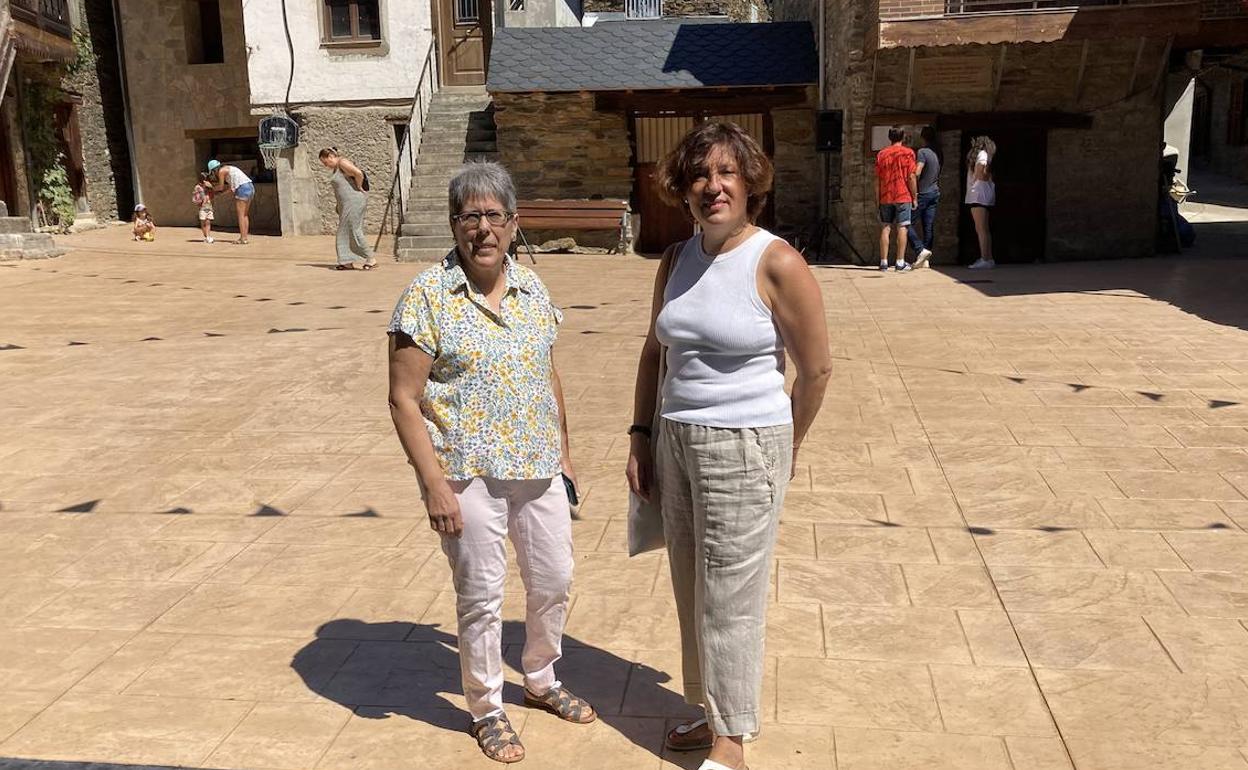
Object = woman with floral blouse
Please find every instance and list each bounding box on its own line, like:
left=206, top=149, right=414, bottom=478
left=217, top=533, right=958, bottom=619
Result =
left=387, top=161, right=594, bottom=764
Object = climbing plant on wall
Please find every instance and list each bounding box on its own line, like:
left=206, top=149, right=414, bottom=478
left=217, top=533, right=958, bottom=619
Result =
left=19, top=76, right=75, bottom=230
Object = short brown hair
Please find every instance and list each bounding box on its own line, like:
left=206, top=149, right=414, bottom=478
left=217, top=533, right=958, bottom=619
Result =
left=656, top=122, right=774, bottom=222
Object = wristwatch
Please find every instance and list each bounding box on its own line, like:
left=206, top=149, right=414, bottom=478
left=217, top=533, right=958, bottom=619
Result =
left=628, top=424, right=652, bottom=438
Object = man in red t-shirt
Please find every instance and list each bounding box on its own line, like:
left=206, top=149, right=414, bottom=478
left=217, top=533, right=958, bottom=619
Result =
left=875, top=126, right=918, bottom=272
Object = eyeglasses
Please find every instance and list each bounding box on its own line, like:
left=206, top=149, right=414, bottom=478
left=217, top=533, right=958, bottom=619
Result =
left=450, top=210, right=515, bottom=228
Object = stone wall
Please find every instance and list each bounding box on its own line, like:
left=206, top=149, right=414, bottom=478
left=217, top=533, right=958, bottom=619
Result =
left=771, top=102, right=818, bottom=227
left=117, top=0, right=263, bottom=230
left=64, top=0, right=132, bottom=222
left=494, top=92, right=632, bottom=200
left=296, top=106, right=403, bottom=235
left=493, top=92, right=631, bottom=249
left=857, top=40, right=1164, bottom=262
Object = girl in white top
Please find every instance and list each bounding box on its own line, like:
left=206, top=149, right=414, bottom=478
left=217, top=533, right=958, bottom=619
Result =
left=627, top=122, right=832, bottom=770
left=965, top=135, right=997, bottom=269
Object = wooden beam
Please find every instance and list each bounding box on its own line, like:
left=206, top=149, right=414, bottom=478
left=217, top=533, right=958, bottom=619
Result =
left=877, top=2, right=1199, bottom=48
left=934, top=111, right=1094, bottom=130
left=1074, top=40, right=1090, bottom=104
left=993, top=45, right=1007, bottom=109
left=1128, top=36, right=1146, bottom=96
left=594, top=87, right=812, bottom=113
left=905, top=48, right=916, bottom=110
left=1153, top=35, right=1174, bottom=99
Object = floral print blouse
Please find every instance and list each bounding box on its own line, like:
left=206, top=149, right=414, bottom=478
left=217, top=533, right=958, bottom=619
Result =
left=388, top=253, right=564, bottom=481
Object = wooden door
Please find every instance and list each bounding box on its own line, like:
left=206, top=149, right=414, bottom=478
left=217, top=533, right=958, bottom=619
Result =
left=631, top=113, right=771, bottom=254
left=958, top=126, right=1047, bottom=264
left=635, top=163, right=694, bottom=254
left=437, top=0, right=490, bottom=86
left=0, top=112, right=16, bottom=213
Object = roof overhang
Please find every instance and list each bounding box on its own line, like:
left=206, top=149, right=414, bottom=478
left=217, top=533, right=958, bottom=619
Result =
left=487, top=21, right=817, bottom=93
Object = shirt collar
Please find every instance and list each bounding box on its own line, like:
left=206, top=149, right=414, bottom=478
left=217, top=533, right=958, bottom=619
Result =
left=441, top=251, right=535, bottom=296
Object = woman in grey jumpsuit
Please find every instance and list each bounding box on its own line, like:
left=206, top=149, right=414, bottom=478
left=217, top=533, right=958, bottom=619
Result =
left=319, top=147, right=377, bottom=270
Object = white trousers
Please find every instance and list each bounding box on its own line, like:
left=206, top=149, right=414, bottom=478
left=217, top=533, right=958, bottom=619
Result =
left=443, top=476, right=573, bottom=722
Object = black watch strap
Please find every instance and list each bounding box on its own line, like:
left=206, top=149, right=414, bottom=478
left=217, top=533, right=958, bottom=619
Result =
left=628, top=423, right=652, bottom=438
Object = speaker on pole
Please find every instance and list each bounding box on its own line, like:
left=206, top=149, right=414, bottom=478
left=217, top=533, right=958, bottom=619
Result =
left=815, top=109, right=843, bottom=153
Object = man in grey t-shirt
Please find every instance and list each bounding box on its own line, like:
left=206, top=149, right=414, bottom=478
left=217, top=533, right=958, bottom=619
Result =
left=908, top=126, right=941, bottom=268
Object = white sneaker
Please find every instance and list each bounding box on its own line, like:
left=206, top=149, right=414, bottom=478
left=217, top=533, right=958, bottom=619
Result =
left=878, top=262, right=889, bottom=271
left=915, top=248, right=932, bottom=268
left=968, top=258, right=995, bottom=269
left=204, top=237, right=214, bottom=243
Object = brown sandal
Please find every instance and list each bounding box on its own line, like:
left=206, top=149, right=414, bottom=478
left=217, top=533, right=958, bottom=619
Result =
left=666, top=718, right=760, bottom=752
left=471, top=713, right=525, bottom=764
left=523, top=685, right=597, bottom=723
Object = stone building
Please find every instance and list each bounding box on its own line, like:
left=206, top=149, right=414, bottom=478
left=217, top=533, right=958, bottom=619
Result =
left=110, top=0, right=273, bottom=233
left=774, top=0, right=1236, bottom=263
left=0, top=0, right=117, bottom=230
left=487, top=20, right=819, bottom=253
left=239, top=0, right=436, bottom=236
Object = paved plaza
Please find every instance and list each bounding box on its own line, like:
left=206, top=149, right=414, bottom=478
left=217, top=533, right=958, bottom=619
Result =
left=3, top=226, right=1248, bottom=769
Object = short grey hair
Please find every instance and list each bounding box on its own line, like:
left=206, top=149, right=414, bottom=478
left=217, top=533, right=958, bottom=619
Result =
left=448, top=160, right=517, bottom=214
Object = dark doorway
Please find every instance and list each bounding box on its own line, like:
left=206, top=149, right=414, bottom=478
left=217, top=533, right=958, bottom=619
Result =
left=959, top=126, right=1047, bottom=264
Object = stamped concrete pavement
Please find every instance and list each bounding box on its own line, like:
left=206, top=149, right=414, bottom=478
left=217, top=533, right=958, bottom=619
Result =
left=2, top=226, right=1248, bottom=769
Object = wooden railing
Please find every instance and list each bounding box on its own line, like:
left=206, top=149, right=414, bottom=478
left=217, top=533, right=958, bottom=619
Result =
left=11, top=0, right=71, bottom=38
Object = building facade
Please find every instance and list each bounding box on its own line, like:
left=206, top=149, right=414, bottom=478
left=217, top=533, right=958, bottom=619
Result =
left=241, top=0, right=435, bottom=235
left=775, top=0, right=1222, bottom=263
left=487, top=21, right=820, bottom=253
left=1, top=0, right=118, bottom=229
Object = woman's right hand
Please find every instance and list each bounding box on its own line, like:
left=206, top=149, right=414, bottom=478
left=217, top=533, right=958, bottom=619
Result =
left=424, top=479, right=463, bottom=537
left=626, top=433, right=654, bottom=502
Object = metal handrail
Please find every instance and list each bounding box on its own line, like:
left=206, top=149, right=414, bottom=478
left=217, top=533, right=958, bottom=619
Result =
left=377, top=38, right=438, bottom=248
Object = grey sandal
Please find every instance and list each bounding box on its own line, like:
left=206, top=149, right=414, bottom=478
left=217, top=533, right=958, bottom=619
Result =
left=523, top=685, right=597, bottom=723
left=471, top=713, right=525, bottom=764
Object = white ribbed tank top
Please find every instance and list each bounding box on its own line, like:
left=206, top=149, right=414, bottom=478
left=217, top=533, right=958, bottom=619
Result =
left=656, top=229, right=792, bottom=428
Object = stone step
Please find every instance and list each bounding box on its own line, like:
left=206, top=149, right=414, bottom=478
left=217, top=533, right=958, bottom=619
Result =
left=0, top=217, right=32, bottom=234
left=416, top=144, right=497, bottom=156
left=399, top=222, right=446, bottom=237
left=422, top=114, right=495, bottom=128
left=0, top=232, right=54, bottom=249
left=397, top=235, right=454, bottom=250
left=396, top=246, right=453, bottom=263
left=415, top=152, right=498, bottom=166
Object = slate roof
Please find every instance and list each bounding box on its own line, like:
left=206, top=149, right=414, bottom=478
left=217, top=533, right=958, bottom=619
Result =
left=486, top=20, right=817, bottom=93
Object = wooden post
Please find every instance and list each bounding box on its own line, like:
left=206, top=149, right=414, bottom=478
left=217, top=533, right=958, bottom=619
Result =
left=1128, top=36, right=1146, bottom=96
left=1074, top=40, right=1090, bottom=104
left=905, top=48, right=916, bottom=110
left=992, top=45, right=1007, bottom=109
left=1153, top=35, right=1174, bottom=99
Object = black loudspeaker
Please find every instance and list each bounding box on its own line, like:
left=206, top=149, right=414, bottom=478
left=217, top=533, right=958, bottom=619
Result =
left=815, top=110, right=843, bottom=153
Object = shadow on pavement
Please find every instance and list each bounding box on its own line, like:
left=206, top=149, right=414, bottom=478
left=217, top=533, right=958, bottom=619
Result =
left=291, top=619, right=697, bottom=760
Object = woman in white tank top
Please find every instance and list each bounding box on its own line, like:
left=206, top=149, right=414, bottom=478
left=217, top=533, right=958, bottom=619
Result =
left=626, top=122, right=832, bottom=770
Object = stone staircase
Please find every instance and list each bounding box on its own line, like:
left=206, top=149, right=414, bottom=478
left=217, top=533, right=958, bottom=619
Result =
left=0, top=216, right=66, bottom=261
left=395, top=88, right=497, bottom=262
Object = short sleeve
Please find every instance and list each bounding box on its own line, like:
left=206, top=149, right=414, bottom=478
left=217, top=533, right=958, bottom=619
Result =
left=387, top=282, right=439, bottom=357
left=977, top=150, right=989, bottom=167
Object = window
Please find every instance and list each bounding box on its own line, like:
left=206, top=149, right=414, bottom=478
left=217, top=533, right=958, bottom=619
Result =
left=454, top=0, right=479, bottom=25
left=184, top=0, right=224, bottom=64
left=324, top=0, right=383, bottom=43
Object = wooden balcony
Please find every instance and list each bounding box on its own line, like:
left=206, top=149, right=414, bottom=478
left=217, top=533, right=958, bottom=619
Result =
left=877, top=0, right=1201, bottom=48
left=11, top=0, right=72, bottom=39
